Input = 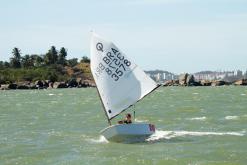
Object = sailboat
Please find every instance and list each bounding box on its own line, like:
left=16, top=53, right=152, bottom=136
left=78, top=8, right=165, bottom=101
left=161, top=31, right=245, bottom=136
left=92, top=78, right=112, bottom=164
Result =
left=90, top=33, right=160, bottom=143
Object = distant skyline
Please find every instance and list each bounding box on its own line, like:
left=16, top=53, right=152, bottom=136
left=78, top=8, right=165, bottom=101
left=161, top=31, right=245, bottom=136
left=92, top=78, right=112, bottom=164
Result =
left=0, top=0, right=247, bottom=73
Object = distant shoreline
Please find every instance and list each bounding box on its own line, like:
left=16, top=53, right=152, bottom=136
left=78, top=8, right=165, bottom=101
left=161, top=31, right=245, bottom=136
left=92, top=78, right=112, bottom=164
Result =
left=1, top=79, right=246, bottom=90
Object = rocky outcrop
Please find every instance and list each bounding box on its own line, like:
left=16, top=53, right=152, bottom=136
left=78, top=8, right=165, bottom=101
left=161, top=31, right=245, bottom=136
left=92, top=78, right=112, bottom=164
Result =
left=0, top=77, right=95, bottom=90
left=0, top=84, right=10, bottom=90
left=8, top=83, right=18, bottom=89
left=179, top=73, right=188, bottom=86
left=186, top=74, right=201, bottom=86
left=75, top=78, right=92, bottom=88
left=234, top=79, right=247, bottom=86
left=35, top=80, right=44, bottom=89
left=211, top=80, right=231, bottom=86
left=200, top=80, right=212, bottom=86
left=164, top=77, right=239, bottom=87
left=67, top=78, right=78, bottom=88
left=53, top=82, right=68, bottom=88
left=163, top=80, right=179, bottom=86
left=178, top=73, right=201, bottom=86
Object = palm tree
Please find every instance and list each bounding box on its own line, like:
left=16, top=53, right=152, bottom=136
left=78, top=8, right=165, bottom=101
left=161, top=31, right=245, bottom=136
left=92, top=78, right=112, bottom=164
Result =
left=44, top=46, right=58, bottom=65
left=10, top=47, right=21, bottom=68
left=58, top=47, right=67, bottom=65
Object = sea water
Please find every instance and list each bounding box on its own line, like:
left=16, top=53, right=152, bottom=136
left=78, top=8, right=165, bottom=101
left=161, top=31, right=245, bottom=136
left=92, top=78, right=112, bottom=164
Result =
left=0, top=87, right=246, bottom=165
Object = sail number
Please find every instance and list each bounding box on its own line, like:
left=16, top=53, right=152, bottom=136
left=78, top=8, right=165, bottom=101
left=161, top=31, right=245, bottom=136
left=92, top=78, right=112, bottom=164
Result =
left=95, top=48, right=131, bottom=81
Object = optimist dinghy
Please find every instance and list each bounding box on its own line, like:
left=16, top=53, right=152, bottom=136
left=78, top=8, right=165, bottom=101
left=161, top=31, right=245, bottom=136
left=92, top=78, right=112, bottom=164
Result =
left=90, top=33, right=160, bottom=143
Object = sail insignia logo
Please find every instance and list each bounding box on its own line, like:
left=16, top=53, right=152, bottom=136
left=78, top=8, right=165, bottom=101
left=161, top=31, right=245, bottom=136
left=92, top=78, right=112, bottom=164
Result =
left=96, top=42, right=103, bottom=52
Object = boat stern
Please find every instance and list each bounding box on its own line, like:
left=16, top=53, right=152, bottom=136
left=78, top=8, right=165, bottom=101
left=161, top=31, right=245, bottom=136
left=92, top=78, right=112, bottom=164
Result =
left=101, top=123, right=155, bottom=143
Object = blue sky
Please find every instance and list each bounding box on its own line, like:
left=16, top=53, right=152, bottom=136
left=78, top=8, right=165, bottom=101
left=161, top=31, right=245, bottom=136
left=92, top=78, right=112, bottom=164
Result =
left=0, top=0, right=247, bottom=73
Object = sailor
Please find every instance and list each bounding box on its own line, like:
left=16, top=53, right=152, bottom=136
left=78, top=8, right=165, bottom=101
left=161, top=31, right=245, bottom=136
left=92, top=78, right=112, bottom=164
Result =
left=118, top=113, right=132, bottom=124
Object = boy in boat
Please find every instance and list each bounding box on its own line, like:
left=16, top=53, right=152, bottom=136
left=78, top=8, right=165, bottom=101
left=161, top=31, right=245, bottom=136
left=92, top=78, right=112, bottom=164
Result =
left=118, top=113, right=132, bottom=124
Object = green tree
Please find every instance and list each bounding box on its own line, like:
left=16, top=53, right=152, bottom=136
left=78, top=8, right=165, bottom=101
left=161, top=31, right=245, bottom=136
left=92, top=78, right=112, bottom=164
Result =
left=80, top=56, right=90, bottom=63
left=58, top=47, right=67, bottom=65
left=4, top=61, right=10, bottom=68
left=31, top=54, right=44, bottom=67
left=21, top=55, right=34, bottom=68
left=46, top=71, right=58, bottom=82
left=67, top=58, right=78, bottom=67
left=10, top=47, right=21, bottom=68
left=0, top=61, right=4, bottom=69
left=44, top=46, right=58, bottom=65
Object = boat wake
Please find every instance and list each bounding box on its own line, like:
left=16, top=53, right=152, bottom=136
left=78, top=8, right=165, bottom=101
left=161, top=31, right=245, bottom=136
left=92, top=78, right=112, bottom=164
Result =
left=146, top=130, right=245, bottom=142
left=87, top=135, right=109, bottom=144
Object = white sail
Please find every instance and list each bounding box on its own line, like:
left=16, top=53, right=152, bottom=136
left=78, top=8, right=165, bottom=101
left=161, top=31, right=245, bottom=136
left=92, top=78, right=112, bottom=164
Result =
left=90, top=33, right=159, bottom=120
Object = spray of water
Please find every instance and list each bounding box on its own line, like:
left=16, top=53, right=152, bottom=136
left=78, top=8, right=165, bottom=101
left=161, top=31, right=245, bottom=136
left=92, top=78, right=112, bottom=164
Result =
left=146, top=130, right=245, bottom=142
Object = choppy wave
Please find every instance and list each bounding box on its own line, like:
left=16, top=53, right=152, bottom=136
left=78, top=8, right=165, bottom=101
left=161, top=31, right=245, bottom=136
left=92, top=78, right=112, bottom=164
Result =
left=187, top=116, right=206, bottom=121
left=135, top=118, right=149, bottom=123
left=225, top=116, right=239, bottom=120
left=146, top=130, right=245, bottom=142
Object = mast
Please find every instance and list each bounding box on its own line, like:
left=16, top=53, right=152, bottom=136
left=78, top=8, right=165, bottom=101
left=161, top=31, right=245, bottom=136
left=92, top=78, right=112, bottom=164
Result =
left=95, top=85, right=112, bottom=125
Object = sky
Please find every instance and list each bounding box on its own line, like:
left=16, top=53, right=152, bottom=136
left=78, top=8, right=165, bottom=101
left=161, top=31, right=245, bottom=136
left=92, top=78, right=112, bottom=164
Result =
left=0, top=0, right=247, bottom=73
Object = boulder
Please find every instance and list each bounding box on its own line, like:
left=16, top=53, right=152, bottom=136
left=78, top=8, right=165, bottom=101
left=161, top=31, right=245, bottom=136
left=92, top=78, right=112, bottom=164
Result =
left=17, top=85, right=30, bottom=89
left=67, top=78, right=78, bottom=88
left=163, top=80, right=173, bottom=86
left=179, top=73, right=188, bottom=86
left=186, top=74, right=194, bottom=84
left=0, top=84, right=9, bottom=90
left=200, top=80, right=212, bottom=86
left=43, top=80, right=49, bottom=88
left=16, top=81, right=31, bottom=89
left=8, top=83, right=18, bottom=89
left=90, top=82, right=96, bottom=87
left=53, top=82, right=68, bottom=88
left=179, top=73, right=200, bottom=86
left=211, top=80, right=226, bottom=86
left=186, top=74, right=201, bottom=86
left=35, top=80, right=44, bottom=89
left=78, top=79, right=93, bottom=88
left=48, top=82, right=54, bottom=88
left=163, top=80, right=179, bottom=86
left=234, top=79, right=247, bottom=86
left=29, top=83, right=37, bottom=89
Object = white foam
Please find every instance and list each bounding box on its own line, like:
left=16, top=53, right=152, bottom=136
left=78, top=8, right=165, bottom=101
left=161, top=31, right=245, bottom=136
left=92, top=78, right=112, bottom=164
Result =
left=87, top=136, right=109, bottom=144
left=48, top=93, right=55, bottom=96
left=193, top=93, right=199, bottom=95
left=146, top=130, right=245, bottom=141
left=188, top=116, right=206, bottom=121
left=135, top=118, right=148, bottom=123
left=240, top=93, right=246, bottom=96
left=225, top=116, right=239, bottom=120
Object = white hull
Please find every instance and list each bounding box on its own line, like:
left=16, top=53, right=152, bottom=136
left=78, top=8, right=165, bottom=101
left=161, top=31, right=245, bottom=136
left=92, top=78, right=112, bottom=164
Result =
left=101, top=123, right=155, bottom=143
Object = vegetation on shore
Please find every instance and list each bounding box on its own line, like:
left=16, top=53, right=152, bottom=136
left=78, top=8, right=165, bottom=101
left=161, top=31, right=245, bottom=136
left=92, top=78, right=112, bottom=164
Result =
left=0, top=47, right=92, bottom=84
left=1, top=47, right=246, bottom=89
